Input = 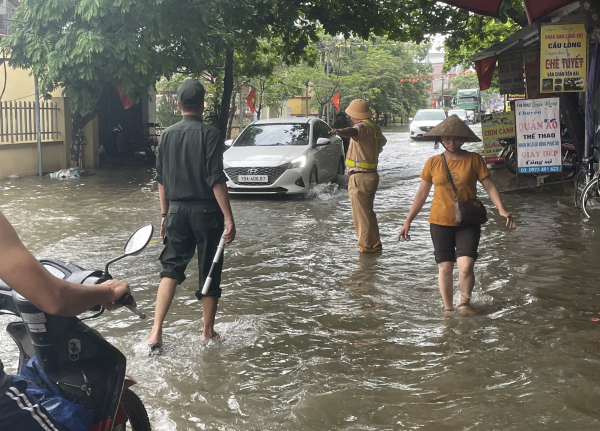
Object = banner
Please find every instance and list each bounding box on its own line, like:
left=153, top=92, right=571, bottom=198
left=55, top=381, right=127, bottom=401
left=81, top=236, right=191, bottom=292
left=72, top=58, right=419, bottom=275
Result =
left=115, top=84, right=136, bottom=110
left=245, top=88, right=256, bottom=113
left=482, top=111, right=515, bottom=163
left=524, top=51, right=541, bottom=98
left=515, top=98, right=561, bottom=173
left=498, top=53, right=525, bottom=94
left=540, top=23, right=587, bottom=93
left=331, top=92, right=340, bottom=111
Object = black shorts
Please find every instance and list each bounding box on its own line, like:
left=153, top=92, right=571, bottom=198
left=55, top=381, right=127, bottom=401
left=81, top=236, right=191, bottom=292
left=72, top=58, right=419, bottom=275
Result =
left=429, top=223, right=481, bottom=263
left=159, top=200, right=225, bottom=299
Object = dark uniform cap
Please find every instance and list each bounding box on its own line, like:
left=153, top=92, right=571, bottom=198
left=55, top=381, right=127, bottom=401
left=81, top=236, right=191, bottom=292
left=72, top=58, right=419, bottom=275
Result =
left=177, top=79, right=206, bottom=106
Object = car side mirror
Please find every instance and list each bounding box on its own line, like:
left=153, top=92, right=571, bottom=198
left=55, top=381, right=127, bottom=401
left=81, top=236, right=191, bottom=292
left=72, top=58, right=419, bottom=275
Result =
left=224, top=139, right=234, bottom=147
left=315, top=137, right=331, bottom=146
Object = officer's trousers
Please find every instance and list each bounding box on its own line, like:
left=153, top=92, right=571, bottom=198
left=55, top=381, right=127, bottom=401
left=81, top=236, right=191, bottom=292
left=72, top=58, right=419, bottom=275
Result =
left=348, top=171, right=382, bottom=253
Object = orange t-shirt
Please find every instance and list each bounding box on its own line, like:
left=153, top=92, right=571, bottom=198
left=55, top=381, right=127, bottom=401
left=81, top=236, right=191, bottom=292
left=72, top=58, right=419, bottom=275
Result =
left=420, top=152, right=491, bottom=226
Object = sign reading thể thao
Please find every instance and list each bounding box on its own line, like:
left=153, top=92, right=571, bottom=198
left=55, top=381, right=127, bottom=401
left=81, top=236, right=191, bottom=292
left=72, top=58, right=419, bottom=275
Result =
left=540, top=23, right=587, bottom=93
left=515, top=98, right=561, bottom=174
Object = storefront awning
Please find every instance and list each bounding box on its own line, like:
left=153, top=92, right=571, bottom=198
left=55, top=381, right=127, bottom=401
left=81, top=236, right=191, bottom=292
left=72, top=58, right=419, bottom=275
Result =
left=439, top=0, right=578, bottom=24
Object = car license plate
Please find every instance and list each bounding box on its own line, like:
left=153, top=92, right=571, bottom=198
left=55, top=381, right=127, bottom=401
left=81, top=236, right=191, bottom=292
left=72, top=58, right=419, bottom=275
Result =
left=238, top=175, right=268, bottom=183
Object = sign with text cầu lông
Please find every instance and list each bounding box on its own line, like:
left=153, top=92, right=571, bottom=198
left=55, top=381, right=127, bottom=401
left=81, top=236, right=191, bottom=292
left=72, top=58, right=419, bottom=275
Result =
left=515, top=98, right=561, bottom=174
left=540, top=23, right=587, bottom=93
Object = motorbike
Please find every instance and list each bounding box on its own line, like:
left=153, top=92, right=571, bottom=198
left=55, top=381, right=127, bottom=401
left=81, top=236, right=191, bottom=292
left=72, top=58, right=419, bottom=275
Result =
left=501, top=131, right=577, bottom=179
left=109, top=124, right=157, bottom=165
left=0, top=224, right=154, bottom=431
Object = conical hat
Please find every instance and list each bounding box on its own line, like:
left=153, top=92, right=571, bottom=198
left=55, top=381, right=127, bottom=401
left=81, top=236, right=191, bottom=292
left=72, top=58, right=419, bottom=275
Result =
left=422, top=114, right=481, bottom=142
left=345, top=99, right=373, bottom=120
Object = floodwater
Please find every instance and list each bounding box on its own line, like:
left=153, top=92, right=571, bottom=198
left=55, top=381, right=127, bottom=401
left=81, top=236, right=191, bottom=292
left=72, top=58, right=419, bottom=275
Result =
left=2, top=124, right=600, bottom=430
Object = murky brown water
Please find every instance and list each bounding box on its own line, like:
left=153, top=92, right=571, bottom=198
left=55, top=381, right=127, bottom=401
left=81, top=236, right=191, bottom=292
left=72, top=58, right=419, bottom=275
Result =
left=2, top=125, right=600, bottom=430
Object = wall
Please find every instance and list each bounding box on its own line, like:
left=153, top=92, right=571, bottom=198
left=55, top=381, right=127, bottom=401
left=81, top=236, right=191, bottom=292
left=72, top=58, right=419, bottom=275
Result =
left=0, top=60, right=99, bottom=178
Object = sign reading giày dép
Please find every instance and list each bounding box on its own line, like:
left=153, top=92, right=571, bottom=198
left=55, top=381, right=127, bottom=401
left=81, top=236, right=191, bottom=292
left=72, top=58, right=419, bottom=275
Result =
left=515, top=98, right=561, bottom=174
left=540, top=23, right=587, bottom=92
left=482, top=111, right=515, bottom=163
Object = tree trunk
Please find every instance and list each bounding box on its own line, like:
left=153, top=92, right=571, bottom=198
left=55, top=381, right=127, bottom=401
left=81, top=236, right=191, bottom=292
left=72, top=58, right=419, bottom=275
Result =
left=217, top=48, right=234, bottom=142
left=226, top=88, right=238, bottom=139
left=560, top=93, right=585, bottom=162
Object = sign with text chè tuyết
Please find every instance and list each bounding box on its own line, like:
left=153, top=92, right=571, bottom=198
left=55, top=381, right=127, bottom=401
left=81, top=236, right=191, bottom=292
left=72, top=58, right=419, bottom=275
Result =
left=482, top=111, right=515, bottom=163
left=515, top=98, right=561, bottom=174
left=540, top=23, right=587, bottom=93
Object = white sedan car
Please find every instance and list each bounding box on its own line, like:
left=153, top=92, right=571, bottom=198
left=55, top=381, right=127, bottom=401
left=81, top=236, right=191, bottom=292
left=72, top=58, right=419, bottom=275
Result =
left=223, top=117, right=345, bottom=194
left=409, top=109, right=447, bottom=139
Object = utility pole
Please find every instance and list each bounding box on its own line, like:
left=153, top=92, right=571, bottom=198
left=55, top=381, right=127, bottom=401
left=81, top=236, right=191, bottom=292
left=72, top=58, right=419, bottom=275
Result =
left=441, top=76, right=445, bottom=109
left=326, top=48, right=330, bottom=125
left=34, top=75, right=42, bottom=177
left=238, top=82, right=243, bottom=133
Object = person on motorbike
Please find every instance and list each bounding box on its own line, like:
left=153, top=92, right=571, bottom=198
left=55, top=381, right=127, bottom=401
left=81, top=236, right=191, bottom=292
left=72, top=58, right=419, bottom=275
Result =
left=0, top=210, right=130, bottom=431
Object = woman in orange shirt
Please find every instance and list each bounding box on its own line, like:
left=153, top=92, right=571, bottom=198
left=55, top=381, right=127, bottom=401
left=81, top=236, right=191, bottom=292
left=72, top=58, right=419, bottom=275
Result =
left=398, top=115, right=516, bottom=316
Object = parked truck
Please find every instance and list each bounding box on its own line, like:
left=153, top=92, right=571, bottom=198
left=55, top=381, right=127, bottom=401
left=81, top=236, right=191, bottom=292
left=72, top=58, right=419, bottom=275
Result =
left=453, top=89, right=482, bottom=123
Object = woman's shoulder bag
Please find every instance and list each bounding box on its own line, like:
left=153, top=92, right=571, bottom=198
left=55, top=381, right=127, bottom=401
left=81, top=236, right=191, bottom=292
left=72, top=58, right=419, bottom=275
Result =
left=440, top=153, right=488, bottom=226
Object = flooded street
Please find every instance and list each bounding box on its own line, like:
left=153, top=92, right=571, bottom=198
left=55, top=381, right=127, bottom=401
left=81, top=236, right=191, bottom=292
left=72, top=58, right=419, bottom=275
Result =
left=3, top=125, right=600, bottom=430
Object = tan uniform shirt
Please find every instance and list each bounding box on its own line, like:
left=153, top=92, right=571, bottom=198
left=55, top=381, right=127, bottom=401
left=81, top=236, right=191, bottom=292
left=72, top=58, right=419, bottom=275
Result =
left=347, top=120, right=387, bottom=172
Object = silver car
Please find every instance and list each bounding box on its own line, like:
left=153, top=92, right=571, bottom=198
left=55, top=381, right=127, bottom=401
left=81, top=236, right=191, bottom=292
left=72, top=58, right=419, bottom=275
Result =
left=223, top=117, right=345, bottom=194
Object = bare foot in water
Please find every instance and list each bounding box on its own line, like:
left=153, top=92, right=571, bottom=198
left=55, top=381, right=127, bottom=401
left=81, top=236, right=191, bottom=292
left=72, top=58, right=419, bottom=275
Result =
left=203, top=331, right=220, bottom=340
left=443, top=308, right=454, bottom=317
left=458, top=304, right=475, bottom=316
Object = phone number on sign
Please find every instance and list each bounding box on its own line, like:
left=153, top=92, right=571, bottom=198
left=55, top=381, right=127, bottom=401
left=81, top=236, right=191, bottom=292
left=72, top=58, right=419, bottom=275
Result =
left=518, top=166, right=561, bottom=173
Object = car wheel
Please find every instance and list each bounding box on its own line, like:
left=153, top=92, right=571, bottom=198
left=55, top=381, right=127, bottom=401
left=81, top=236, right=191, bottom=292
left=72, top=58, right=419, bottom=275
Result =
left=337, top=158, right=345, bottom=175
left=309, top=166, right=318, bottom=186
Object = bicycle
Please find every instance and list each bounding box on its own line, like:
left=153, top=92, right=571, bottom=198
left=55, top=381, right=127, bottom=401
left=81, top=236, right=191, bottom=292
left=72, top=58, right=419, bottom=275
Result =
left=580, top=160, right=600, bottom=218
left=574, top=155, right=595, bottom=208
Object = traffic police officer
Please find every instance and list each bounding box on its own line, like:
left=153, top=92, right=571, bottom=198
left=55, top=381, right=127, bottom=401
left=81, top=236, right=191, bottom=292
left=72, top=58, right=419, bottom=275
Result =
left=147, top=79, right=236, bottom=350
left=330, top=99, right=386, bottom=252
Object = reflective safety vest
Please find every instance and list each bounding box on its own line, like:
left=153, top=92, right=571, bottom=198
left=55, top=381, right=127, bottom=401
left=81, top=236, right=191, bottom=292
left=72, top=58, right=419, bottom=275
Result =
left=345, top=119, right=381, bottom=170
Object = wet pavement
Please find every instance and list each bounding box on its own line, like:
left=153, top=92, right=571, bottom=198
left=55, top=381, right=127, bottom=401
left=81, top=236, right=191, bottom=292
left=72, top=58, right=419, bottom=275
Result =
left=2, top=124, right=600, bottom=430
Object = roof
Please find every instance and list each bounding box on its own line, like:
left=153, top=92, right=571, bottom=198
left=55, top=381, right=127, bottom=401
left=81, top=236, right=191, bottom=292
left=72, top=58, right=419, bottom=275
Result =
left=472, top=5, right=583, bottom=62
left=253, top=117, right=314, bottom=125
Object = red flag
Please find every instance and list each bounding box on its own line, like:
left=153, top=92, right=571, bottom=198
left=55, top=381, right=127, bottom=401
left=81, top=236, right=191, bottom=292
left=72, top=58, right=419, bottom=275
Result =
left=115, top=84, right=136, bottom=110
left=331, top=92, right=340, bottom=111
left=246, top=88, right=256, bottom=113
left=475, top=56, right=497, bottom=90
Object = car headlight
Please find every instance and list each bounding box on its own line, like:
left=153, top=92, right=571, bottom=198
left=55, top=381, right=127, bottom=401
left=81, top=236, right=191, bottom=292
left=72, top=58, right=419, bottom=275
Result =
left=288, top=155, right=307, bottom=169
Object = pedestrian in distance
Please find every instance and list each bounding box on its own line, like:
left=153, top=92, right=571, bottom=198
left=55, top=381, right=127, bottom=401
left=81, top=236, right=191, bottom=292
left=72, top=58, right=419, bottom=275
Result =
left=147, top=79, right=236, bottom=352
left=397, top=115, right=516, bottom=316
left=330, top=99, right=387, bottom=253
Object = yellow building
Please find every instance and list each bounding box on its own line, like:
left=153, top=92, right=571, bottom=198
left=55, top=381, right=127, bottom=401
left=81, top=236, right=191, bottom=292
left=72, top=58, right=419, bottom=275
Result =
left=0, top=58, right=99, bottom=178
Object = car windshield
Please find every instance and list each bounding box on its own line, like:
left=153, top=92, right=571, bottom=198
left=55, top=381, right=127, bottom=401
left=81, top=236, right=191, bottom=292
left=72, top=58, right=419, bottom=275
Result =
left=234, top=124, right=309, bottom=147
left=458, top=96, right=478, bottom=103
left=413, top=111, right=446, bottom=121
left=449, top=110, right=467, bottom=117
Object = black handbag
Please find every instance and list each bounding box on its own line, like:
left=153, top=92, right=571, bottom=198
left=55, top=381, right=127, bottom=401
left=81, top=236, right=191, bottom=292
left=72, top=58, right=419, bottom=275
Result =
left=440, top=154, right=488, bottom=226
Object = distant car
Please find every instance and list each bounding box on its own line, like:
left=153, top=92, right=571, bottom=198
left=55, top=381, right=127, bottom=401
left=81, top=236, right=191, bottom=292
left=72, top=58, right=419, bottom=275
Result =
left=409, top=109, right=446, bottom=139
left=223, top=117, right=345, bottom=194
left=448, top=108, right=469, bottom=123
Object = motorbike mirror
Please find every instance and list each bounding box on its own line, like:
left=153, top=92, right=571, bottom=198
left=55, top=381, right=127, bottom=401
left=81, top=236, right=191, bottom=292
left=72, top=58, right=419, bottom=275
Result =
left=103, top=224, right=154, bottom=277
left=124, top=224, right=154, bottom=256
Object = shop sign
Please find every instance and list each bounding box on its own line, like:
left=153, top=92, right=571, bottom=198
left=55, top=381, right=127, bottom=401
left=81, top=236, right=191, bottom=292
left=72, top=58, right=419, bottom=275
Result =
left=498, top=53, right=525, bottom=94
left=507, top=93, right=526, bottom=101
left=482, top=111, right=515, bottom=163
left=524, top=51, right=541, bottom=98
left=540, top=23, right=587, bottom=93
left=515, top=98, right=561, bottom=173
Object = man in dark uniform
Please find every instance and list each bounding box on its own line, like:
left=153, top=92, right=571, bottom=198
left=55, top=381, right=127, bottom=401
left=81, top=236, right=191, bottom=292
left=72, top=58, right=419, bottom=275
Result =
left=147, top=79, right=236, bottom=349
